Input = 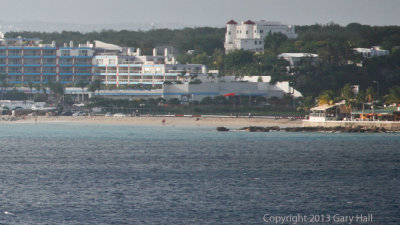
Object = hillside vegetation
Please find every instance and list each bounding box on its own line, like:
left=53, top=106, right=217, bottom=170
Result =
left=6, top=23, right=400, bottom=103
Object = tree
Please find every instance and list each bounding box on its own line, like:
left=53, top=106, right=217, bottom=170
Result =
left=88, top=79, right=102, bottom=95
left=48, top=82, right=65, bottom=103
left=167, top=98, right=181, bottom=105
left=317, top=90, right=336, bottom=106
left=0, top=73, right=8, bottom=100
left=365, top=86, right=376, bottom=103
left=34, top=83, right=41, bottom=92
left=264, top=33, right=289, bottom=54
left=213, top=96, right=228, bottom=105
left=189, top=79, right=202, bottom=84
left=200, top=96, right=213, bottom=105
left=28, top=81, right=33, bottom=93
left=75, top=79, right=88, bottom=102
left=384, top=86, right=400, bottom=105
left=340, top=83, right=357, bottom=119
left=297, top=96, right=315, bottom=112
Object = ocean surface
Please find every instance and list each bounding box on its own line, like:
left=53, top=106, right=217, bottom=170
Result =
left=0, top=123, right=399, bottom=225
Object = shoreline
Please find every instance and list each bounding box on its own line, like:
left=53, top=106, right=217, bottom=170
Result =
left=7, top=115, right=302, bottom=128
left=5, top=116, right=400, bottom=132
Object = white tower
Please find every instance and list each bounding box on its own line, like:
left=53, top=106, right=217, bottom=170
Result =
left=224, top=20, right=238, bottom=54
left=225, top=20, right=237, bottom=44
left=243, top=20, right=255, bottom=39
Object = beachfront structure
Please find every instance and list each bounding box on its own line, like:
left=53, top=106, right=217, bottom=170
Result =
left=354, top=46, right=389, bottom=58
left=0, top=100, right=45, bottom=110
left=0, top=35, right=206, bottom=86
left=224, top=19, right=298, bottom=53
left=277, top=53, right=319, bottom=68
left=86, top=75, right=302, bottom=101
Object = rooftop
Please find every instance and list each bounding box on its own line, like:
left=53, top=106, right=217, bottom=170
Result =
left=278, top=53, right=319, bottom=58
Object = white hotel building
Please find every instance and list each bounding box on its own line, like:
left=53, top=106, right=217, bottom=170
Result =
left=224, top=19, right=298, bottom=53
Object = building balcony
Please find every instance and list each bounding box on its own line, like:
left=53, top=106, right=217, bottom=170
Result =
left=24, top=55, right=41, bottom=58
left=75, top=73, right=93, bottom=76
left=75, top=56, right=93, bottom=58
left=24, top=64, right=42, bottom=67
left=59, top=64, right=74, bottom=67
left=74, top=64, right=92, bottom=67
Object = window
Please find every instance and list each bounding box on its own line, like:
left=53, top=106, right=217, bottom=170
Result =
left=96, top=59, right=104, bottom=64
left=255, top=41, right=257, bottom=45
left=260, top=30, right=263, bottom=33
left=109, top=59, right=116, bottom=64
left=61, top=50, right=70, bottom=56
left=79, top=50, right=88, bottom=56
left=246, top=31, right=248, bottom=34
left=228, top=31, right=231, bottom=35
left=259, top=41, right=262, bottom=44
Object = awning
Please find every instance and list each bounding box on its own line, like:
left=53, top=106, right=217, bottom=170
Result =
left=310, top=104, right=336, bottom=111
left=224, top=93, right=235, bottom=97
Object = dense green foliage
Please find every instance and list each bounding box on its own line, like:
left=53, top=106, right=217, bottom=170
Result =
left=5, top=28, right=225, bottom=55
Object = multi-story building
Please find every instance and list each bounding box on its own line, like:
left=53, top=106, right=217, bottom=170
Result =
left=224, top=19, right=298, bottom=53
left=0, top=35, right=94, bottom=84
left=93, top=41, right=206, bottom=87
left=0, top=34, right=207, bottom=87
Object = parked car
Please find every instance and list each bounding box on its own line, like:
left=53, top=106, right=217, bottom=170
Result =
left=113, top=113, right=127, bottom=117
left=61, top=111, right=73, bottom=116
left=105, top=112, right=113, bottom=117
left=73, top=103, right=85, bottom=107
left=72, top=111, right=86, bottom=117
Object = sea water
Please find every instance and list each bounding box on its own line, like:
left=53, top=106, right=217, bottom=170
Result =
left=0, top=123, right=399, bottom=224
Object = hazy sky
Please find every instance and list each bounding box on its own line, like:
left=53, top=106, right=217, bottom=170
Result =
left=0, top=0, right=399, bottom=27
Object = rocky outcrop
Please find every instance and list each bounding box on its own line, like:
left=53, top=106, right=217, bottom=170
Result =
left=217, top=126, right=393, bottom=133
left=216, top=127, right=230, bottom=132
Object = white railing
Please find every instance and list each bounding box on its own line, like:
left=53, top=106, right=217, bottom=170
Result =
left=121, top=61, right=144, bottom=64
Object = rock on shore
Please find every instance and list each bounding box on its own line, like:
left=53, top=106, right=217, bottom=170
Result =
left=216, top=126, right=394, bottom=133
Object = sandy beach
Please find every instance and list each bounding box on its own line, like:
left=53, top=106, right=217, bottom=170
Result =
left=10, top=115, right=302, bottom=129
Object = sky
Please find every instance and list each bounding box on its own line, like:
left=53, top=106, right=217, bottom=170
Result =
left=0, top=0, right=399, bottom=27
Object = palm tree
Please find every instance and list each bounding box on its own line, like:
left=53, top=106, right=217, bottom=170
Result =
left=28, top=81, right=33, bottom=100
left=88, top=79, right=102, bottom=96
left=75, top=79, right=88, bottom=102
left=297, top=96, right=315, bottom=112
left=48, top=82, right=65, bottom=104
left=384, top=86, right=400, bottom=105
left=365, top=86, right=375, bottom=103
left=317, top=90, right=336, bottom=106
left=340, top=84, right=357, bottom=120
